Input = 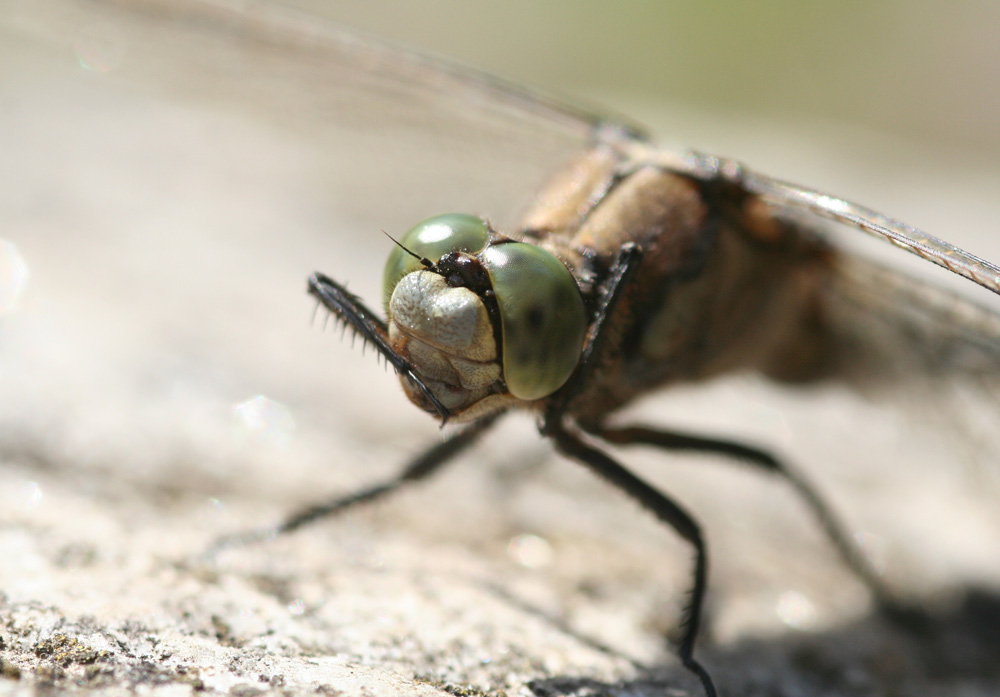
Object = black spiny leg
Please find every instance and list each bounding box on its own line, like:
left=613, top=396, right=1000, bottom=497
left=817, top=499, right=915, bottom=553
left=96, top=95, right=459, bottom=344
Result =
left=206, top=411, right=504, bottom=555
left=541, top=241, right=719, bottom=695
left=541, top=418, right=718, bottom=697
left=308, top=272, right=452, bottom=423
left=593, top=423, right=924, bottom=627
left=547, top=242, right=642, bottom=416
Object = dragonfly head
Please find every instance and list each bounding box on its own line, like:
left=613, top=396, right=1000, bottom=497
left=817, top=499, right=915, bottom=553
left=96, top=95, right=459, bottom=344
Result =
left=383, top=214, right=587, bottom=421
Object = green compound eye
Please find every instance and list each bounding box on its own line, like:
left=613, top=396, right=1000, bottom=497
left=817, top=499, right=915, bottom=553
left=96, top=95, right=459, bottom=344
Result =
left=383, top=213, right=490, bottom=311
left=481, top=243, right=587, bottom=400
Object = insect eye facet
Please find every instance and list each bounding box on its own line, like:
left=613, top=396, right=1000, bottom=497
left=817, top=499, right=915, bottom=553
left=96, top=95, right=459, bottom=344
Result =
left=382, top=213, right=490, bottom=311
left=481, top=243, right=586, bottom=400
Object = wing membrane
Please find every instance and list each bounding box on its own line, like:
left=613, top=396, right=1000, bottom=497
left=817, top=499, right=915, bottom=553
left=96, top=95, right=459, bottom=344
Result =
left=822, top=254, right=1000, bottom=477
left=612, top=139, right=1000, bottom=297
left=744, top=169, right=1000, bottom=297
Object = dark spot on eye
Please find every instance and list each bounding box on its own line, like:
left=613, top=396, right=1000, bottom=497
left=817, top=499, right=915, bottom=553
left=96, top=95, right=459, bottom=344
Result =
left=527, top=305, right=545, bottom=330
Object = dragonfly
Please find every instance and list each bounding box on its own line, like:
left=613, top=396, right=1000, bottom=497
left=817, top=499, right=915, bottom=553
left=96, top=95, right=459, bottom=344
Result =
left=5, top=2, right=1000, bottom=696
left=247, top=6, right=997, bottom=697
left=299, top=121, right=1000, bottom=697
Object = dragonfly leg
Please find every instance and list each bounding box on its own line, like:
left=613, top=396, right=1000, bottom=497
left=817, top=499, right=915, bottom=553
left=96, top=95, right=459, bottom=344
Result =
left=591, top=423, right=924, bottom=626
left=548, top=242, right=642, bottom=414
left=541, top=418, right=718, bottom=697
left=205, top=411, right=504, bottom=555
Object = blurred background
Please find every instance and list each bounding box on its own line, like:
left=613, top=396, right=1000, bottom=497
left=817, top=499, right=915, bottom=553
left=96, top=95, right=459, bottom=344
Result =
left=286, top=2, right=1000, bottom=177
left=289, top=1, right=1000, bottom=157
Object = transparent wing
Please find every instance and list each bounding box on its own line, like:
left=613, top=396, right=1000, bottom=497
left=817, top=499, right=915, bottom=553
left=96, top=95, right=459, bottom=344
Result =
left=823, top=255, right=1000, bottom=477
left=742, top=169, right=1000, bottom=297
left=615, top=141, right=1000, bottom=297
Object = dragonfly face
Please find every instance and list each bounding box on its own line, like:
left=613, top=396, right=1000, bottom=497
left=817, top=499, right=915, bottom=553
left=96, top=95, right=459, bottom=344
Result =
left=380, top=213, right=587, bottom=421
